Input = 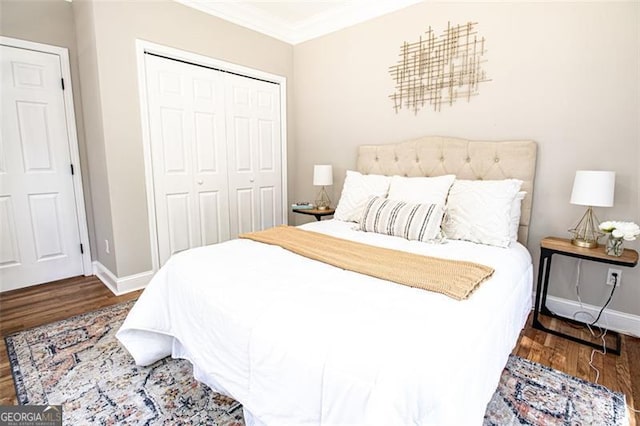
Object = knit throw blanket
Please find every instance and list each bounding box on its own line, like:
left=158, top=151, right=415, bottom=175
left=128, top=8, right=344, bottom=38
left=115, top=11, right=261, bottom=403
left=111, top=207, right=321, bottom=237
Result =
left=239, top=226, right=494, bottom=300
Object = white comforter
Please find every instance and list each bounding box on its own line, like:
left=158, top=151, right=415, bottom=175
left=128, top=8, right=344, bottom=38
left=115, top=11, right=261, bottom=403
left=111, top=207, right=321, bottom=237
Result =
left=117, top=220, right=532, bottom=426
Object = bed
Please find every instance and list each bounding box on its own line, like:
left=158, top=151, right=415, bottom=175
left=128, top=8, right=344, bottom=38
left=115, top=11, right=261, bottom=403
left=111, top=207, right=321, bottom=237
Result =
left=117, top=136, right=537, bottom=426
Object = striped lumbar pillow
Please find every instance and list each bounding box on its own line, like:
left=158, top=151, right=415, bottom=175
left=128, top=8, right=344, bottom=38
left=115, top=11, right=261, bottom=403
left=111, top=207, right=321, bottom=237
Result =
left=359, top=196, right=444, bottom=242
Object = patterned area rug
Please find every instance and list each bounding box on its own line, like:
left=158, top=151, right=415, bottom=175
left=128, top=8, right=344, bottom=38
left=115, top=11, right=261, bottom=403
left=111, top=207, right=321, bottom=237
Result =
left=486, top=355, right=628, bottom=425
left=6, top=301, right=628, bottom=425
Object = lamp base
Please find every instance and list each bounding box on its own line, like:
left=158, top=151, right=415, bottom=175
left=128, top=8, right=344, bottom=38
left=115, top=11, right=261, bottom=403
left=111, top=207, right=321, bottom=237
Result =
left=315, top=186, right=331, bottom=210
left=568, top=206, right=602, bottom=249
left=571, top=238, right=598, bottom=249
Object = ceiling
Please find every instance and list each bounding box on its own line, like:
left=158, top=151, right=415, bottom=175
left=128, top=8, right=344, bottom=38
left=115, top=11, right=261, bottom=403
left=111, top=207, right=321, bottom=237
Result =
left=175, top=0, right=424, bottom=44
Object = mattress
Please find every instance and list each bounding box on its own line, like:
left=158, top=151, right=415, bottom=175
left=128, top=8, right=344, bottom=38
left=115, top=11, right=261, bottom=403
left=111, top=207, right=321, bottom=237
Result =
left=117, top=219, right=533, bottom=425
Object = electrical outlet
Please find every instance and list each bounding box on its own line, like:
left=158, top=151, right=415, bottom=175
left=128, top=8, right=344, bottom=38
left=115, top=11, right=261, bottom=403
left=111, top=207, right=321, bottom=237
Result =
left=105, top=239, right=110, bottom=254
left=606, top=268, right=622, bottom=287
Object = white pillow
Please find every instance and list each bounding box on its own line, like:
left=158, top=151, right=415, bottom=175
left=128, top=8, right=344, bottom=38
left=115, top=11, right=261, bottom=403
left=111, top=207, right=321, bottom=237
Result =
left=387, top=175, right=456, bottom=207
left=334, top=171, right=391, bottom=222
left=360, top=197, right=444, bottom=242
left=510, top=191, right=526, bottom=242
left=443, top=179, right=523, bottom=248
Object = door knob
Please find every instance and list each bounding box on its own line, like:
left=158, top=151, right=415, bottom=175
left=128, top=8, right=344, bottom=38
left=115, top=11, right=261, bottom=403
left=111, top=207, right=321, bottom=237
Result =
left=249, top=178, right=255, bottom=183
left=197, top=180, right=203, bottom=185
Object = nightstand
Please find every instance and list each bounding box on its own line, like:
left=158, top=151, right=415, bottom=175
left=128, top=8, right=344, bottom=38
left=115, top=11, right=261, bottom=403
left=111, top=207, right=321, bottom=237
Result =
left=533, top=236, right=639, bottom=355
left=292, top=208, right=335, bottom=221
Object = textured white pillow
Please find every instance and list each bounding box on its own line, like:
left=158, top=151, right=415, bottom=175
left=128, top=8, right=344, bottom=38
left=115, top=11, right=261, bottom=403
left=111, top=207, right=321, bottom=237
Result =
left=360, top=197, right=444, bottom=242
left=334, top=171, right=391, bottom=222
left=443, top=179, right=523, bottom=247
left=387, top=175, right=456, bottom=207
left=509, top=191, right=526, bottom=243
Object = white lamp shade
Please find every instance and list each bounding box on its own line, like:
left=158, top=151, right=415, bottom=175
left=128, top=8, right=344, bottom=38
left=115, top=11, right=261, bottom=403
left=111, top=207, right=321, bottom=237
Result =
left=313, top=165, right=333, bottom=186
left=570, top=170, right=615, bottom=207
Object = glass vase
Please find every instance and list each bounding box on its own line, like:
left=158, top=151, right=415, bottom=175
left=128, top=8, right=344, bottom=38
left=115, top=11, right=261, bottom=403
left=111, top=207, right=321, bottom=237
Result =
left=605, top=234, right=624, bottom=257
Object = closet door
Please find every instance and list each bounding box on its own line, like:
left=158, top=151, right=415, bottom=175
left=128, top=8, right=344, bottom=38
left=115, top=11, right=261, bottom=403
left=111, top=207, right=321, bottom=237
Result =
left=145, top=55, right=230, bottom=266
left=225, top=73, right=282, bottom=238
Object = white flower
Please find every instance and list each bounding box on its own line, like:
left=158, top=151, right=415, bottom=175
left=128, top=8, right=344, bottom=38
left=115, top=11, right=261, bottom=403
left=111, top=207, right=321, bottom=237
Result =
left=599, top=220, right=640, bottom=241
left=599, top=221, right=616, bottom=233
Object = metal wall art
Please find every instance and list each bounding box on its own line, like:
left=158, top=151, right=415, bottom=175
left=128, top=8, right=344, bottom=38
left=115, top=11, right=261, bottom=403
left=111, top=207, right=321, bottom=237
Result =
left=389, top=22, right=490, bottom=114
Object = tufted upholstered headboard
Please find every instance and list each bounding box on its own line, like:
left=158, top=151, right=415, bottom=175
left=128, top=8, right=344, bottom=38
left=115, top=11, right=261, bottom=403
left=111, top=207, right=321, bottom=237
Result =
left=357, top=136, right=537, bottom=245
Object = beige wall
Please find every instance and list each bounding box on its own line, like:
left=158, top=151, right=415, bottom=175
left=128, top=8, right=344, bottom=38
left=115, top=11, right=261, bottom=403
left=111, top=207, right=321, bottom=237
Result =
left=293, top=2, right=640, bottom=316
left=72, top=0, right=117, bottom=273
left=79, top=0, right=295, bottom=276
left=0, top=0, right=98, bottom=259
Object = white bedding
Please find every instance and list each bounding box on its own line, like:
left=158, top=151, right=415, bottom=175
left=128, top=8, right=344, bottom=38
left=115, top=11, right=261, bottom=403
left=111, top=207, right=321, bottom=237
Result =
left=117, top=220, right=532, bottom=426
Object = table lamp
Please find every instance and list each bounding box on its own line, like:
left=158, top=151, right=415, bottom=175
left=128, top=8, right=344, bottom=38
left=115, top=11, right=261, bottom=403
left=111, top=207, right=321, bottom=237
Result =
left=568, top=170, right=615, bottom=248
left=313, top=165, right=333, bottom=210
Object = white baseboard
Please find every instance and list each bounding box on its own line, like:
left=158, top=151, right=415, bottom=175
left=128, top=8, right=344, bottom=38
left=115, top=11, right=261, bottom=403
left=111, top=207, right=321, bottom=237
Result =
left=92, top=261, right=153, bottom=295
left=544, top=295, right=640, bottom=338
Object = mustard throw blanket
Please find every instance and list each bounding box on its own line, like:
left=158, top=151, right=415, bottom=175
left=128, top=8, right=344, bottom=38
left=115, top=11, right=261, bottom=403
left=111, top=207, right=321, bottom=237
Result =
left=239, top=226, right=494, bottom=300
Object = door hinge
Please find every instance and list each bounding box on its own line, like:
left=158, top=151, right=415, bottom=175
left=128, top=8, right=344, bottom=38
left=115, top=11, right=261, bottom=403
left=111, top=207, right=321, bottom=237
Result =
left=70, top=164, right=74, bottom=175
left=80, top=243, right=84, bottom=254
left=61, top=78, right=65, bottom=90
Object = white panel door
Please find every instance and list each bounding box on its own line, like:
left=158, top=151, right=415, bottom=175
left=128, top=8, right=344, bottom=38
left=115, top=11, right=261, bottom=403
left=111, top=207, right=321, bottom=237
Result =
left=145, top=55, right=230, bottom=266
left=226, top=73, right=282, bottom=238
left=0, top=45, right=84, bottom=290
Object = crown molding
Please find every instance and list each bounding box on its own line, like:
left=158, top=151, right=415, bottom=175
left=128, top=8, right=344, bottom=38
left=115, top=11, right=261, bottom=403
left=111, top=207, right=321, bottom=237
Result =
left=174, top=0, right=424, bottom=45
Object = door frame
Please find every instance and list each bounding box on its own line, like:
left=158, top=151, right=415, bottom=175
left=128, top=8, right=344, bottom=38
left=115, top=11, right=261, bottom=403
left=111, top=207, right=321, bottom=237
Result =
left=135, top=39, right=288, bottom=273
left=0, top=36, right=93, bottom=277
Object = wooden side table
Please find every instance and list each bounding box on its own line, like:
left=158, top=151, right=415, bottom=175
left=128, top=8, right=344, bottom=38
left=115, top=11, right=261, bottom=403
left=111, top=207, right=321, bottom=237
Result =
left=292, top=208, right=335, bottom=221
left=533, top=236, right=638, bottom=355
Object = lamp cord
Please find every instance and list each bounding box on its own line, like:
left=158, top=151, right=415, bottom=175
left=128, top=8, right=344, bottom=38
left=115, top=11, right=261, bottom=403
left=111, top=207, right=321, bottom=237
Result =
left=589, top=279, right=618, bottom=327
left=573, top=262, right=640, bottom=417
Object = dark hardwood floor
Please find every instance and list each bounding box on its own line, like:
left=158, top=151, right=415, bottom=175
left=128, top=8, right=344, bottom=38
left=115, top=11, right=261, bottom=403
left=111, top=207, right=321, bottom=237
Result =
left=1, top=275, right=638, bottom=424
